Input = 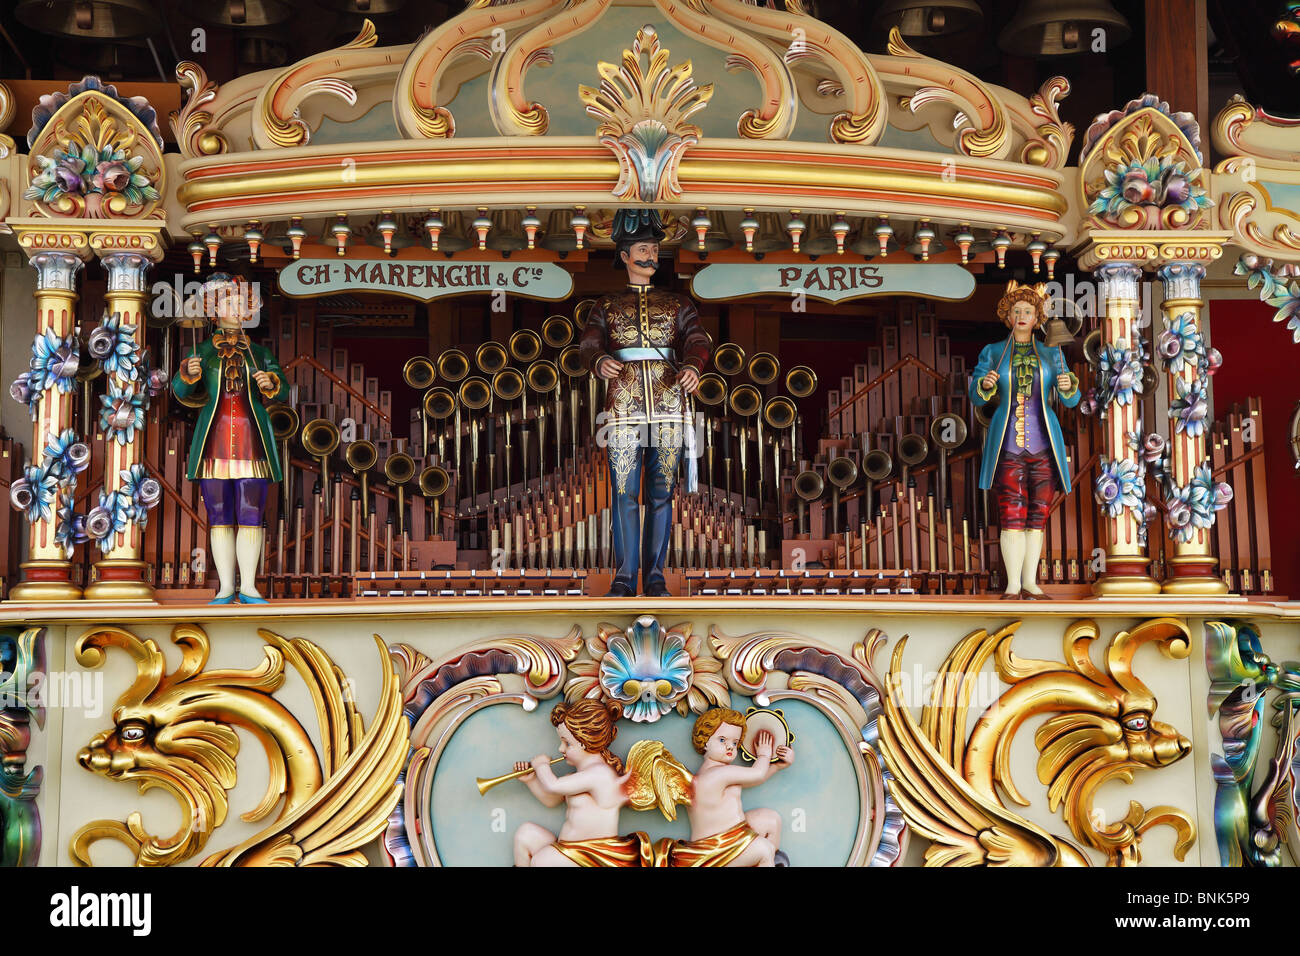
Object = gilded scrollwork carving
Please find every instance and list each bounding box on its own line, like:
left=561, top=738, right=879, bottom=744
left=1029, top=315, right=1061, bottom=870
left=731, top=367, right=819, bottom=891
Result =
left=70, top=623, right=407, bottom=867
left=880, top=618, right=1196, bottom=867
left=170, top=62, right=227, bottom=159
left=253, top=19, right=383, bottom=150
left=886, top=28, right=1009, bottom=160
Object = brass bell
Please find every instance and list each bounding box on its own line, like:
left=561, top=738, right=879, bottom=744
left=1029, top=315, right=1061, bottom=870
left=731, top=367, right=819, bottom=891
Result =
left=999, top=0, right=1131, bottom=56
left=1043, top=317, right=1075, bottom=349
left=17, top=0, right=154, bottom=38
left=873, top=0, right=984, bottom=37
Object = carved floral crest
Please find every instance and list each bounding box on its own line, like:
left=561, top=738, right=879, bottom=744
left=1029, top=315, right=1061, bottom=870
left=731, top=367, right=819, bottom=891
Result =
left=579, top=25, right=713, bottom=204
left=25, top=78, right=164, bottom=221
left=1079, top=94, right=1210, bottom=231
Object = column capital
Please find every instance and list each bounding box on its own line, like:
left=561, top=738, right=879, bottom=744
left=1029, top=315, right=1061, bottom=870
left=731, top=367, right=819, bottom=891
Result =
left=1156, top=261, right=1206, bottom=299
left=28, top=250, right=84, bottom=292
left=1093, top=261, right=1143, bottom=300
left=89, top=222, right=168, bottom=263
left=100, top=251, right=155, bottom=294
left=1074, top=229, right=1234, bottom=271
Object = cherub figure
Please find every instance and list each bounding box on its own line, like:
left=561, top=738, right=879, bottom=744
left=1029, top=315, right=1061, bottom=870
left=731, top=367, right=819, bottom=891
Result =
left=512, top=700, right=652, bottom=867
left=669, top=707, right=794, bottom=866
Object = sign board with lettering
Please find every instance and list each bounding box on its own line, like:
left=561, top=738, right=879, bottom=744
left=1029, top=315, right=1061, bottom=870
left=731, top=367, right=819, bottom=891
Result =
left=690, top=262, right=976, bottom=303
left=278, top=258, right=574, bottom=301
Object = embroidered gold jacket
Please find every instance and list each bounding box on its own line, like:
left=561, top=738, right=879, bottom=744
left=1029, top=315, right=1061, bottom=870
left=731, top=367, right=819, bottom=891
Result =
left=578, top=284, right=712, bottom=426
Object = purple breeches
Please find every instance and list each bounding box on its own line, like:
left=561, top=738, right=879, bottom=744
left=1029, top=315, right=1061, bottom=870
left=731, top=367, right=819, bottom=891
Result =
left=200, top=478, right=270, bottom=527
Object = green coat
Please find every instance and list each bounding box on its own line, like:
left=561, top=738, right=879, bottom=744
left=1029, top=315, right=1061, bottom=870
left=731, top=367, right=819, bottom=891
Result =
left=171, top=336, right=291, bottom=482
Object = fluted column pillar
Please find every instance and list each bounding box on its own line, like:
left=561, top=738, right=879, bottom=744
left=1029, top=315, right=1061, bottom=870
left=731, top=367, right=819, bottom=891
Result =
left=84, top=250, right=157, bottom=601
left=1092, top=262, right=1160, bottom=595
left=1157, top=261, right=1228, bottom=594
left=10, top=247, right=87, bottom=601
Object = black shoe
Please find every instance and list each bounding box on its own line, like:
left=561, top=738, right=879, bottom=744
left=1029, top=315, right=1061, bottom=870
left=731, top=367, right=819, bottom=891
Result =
left=643, top=581, right=672, bottom=598
left=605, top=582, right=636, bottom=597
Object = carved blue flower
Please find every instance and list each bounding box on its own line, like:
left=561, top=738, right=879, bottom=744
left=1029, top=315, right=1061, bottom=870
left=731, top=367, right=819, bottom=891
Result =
left=1096, top=341, right=1144, bottom=408
left=86, top=490, right=130, bottom=554
left=1157, top=312, right=1204, bottom=374
left=1164, top=464, right=1232, bottom=543
left=89, top=312, right=141, bottom=382
left=42, top=428, right=89, bottom=488
left=54, top=497, right=86, bottom=559
left=29, top=328, right=79, bottom=395
left=99, top=381, right=147, bottom=445
left=12, top=463, right=58, bottom=524
left=1095, top=456, right=1145, bottom=520
left=598, top=616, right=692, bottom=723
left=1169, top=377, right=1210, bottom=438
left=119, top=463, right=161, bottom=528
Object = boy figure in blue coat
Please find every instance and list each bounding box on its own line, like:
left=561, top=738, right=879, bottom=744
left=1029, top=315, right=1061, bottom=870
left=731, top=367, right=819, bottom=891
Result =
left=969, top=281, right=1080, bottom=599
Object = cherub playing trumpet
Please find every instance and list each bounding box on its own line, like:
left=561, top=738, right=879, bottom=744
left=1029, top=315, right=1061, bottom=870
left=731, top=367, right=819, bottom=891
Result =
left=485, top=702, right=792, bottom=867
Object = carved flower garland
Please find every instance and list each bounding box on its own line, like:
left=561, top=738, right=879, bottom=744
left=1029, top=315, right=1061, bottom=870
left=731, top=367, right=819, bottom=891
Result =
left=12, top=329, right=79, bottom=420
left=1236, top=255, right=1300, bottom=344
left=565, top=616, right=729, bottom=723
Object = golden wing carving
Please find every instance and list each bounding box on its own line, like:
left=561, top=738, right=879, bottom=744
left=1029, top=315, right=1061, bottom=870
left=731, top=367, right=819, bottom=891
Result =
left=201, top=634, right=409, bottom=867
left=624, top=740, right=693, bottom=821
left=878, top=637, right=1078, bottom=867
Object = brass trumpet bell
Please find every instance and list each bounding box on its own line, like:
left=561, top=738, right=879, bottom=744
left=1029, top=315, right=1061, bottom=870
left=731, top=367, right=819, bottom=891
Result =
left=974, top=403, right=994, bottom=430
left=1082, top=329, right=1102, bottom=368
left=475, top=342, right=509, bottom=375
left=419, top=465, right=450, bottom=498
left=930, top=412, right=969, bottom=451
left=268, top=403, right=300, bottom=441
left=384, top=453, right=415, bottom=486
left=491, top=368, right=524, bottom=402
left=898, top=432, right=930, bottom=466
left=695, top=373, right=727, bottom=406
left=302, top=418, right=341, bottom=459
left=403, top=356, right=436, bottom=390
left=785, top=365, right=818, bottom=398
left=526, top=359, right=560, bottom=394
left=794, top=469, right=825, bottom=501
left=509, top=329, right=543, bottom=364
left=712, top=343, right=746, bottom=377
left=728, top=384, right=761, bottom=418
left=345, top=440, right=377, bottom=473
left=424, top=386, right=456, bottom=420
left=746, top=352, right=780, bottom=386
left=437, top=349, right=470, bottom=384
left=542, top=315, right=574, bottom=349
left=763, top=395, right=797, bottom=431
left=864, top=449, right=893, bottom=481
left=573, top=298, right=596, bottom=329
left=458, top=376, right=492, bottom=411
left=828, top=455, right=859, bottom=489
left=558, top=345, right=587, bottom=378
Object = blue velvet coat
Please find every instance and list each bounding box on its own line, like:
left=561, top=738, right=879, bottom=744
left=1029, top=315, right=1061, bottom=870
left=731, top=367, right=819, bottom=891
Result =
left=968, top=335, right=1080, bottom=493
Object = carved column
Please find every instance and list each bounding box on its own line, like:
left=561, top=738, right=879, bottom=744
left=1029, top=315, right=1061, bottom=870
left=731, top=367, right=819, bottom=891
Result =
left=1092, top=262, right=1160, bottom=595
left=84, top=248, right=158, bottom=601
left=1157, top=261, right=1228, bottom=594
left=10, top=247, right=87, bottom=601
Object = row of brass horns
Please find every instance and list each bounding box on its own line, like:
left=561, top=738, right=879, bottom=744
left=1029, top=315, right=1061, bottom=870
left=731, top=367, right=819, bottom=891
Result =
left=384, top=453, right=416, bottom=486
left=747, top=352, right=780, bottom=386
left=425, top=386, right=456, bottom=419
left=527, top=359, right=559, bottom=393
left=439, top=349, right=471, bottom=383
left=559, top=345, right=586, bottom=378
left=728, top=383, right=761, bottom=418
left=828, top=455, right=859, bottom=490
left=475, top=341, right=508, bottom=375
left=509, top=328, right=542, bottom=364
left=864, top=448, right=893, bottom=481
left=302, top=418, right=340, bottom=458
left=345, top=439, right=377, bottom=473
left=794, top=469, right=825, bottom=502
left=492, top=367, right=524, bottom=402
left=419, top=465, right=450, bottom=498
left=574, top=298, right=595, bottom=328
left=763, top=395, right=796, bottom=431
left=459, top=376, right=491, bottom=411
left=930, top=412, right=969, bottom=451
left=786, top=365, right=817, bottom=398
left=542, top=314, right=573, bottom=349
left=269, top=403, right=300, bottom=441
left=898, top=432, right=929, bottom=466
left=403, top=356, right=436, bottom=391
